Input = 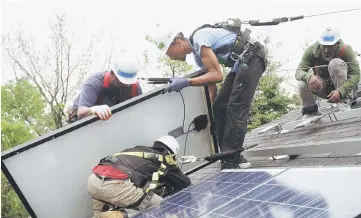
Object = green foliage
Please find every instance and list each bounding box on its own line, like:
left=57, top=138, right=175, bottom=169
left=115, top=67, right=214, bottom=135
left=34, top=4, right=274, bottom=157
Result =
left=1, top=173, right=29, bottom=218
left=247, top=71, right=300, bottom=131
left=1, top=78, right=53, bottom=218
left=157, top=56, right=194, bottom=78
left=243, top=36, right=300, bottom=131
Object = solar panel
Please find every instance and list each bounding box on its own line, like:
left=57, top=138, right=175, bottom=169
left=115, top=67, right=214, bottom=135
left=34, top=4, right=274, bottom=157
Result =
left=132, top=167, right=361, bottom=218
left=132, top=169, right=285, bottom=218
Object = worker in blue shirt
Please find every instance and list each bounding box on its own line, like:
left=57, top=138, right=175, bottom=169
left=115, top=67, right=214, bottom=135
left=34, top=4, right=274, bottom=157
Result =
left=151, top=20, right=267, bottom=169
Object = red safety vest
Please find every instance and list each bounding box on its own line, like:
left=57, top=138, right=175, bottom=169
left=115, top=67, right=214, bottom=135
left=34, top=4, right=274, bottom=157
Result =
left=96, top=71, right=138, bottom=105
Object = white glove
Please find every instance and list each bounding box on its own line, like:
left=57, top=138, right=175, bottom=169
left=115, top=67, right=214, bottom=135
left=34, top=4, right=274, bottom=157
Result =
left=90, top=105, right=112, bottom=120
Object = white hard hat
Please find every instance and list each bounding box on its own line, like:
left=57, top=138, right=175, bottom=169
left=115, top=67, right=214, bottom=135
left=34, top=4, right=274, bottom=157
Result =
left=148, top=25, right=181, bottom=56
left=319, top=28, right=341, bottom=46
left=110, top=52, right=140, bottom=85
left=155, top=135, right=180, bottom=155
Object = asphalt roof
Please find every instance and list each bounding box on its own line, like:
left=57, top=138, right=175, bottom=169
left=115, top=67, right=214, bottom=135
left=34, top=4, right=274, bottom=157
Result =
left=189, top=85, right=361, bottom=185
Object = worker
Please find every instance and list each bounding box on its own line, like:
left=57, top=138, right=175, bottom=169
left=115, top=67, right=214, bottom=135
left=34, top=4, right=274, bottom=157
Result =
left=296, top=27, right=360, bottom=118
left=67, top=52, right=142, bottom=123
left=150, top=19, right=267, bottom=169
left=86, top=135, right=191, bottom=218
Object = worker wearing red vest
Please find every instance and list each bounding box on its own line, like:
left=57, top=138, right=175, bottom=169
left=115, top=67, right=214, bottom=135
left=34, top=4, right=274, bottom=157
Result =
left=295, top=27, right=360, bottom=118
left=68, top=52, right=142, bottom=123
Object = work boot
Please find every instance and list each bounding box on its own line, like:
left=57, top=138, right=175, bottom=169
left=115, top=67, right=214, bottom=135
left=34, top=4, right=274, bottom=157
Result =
left=301, top=104, right=322, bottom=120
left=302, top=110, right=322, bottom=120
left=220, top=153, right=248, bottom=170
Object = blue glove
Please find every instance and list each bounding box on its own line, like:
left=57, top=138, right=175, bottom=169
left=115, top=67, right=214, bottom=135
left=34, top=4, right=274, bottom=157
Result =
left=163, top=78, right=189, bottom=93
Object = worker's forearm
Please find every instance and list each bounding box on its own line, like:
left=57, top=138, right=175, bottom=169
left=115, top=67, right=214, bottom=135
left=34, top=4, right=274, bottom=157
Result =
left=77, top=106, right=92, bottom=119
left=295, top=69, right=313, bottom=83
left=188, top=71, right=222, bottom=86
left=208, top=84, right=217, bottom=104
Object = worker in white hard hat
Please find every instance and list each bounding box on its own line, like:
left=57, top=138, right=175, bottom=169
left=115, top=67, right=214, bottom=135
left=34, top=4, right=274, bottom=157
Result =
left=148, top=20, right=268, bottom=170
left=296, top=27, right=360, bottom=118
left=86, top=135, right=191, bottom=218
left=67, top=52, right=143, bottom=123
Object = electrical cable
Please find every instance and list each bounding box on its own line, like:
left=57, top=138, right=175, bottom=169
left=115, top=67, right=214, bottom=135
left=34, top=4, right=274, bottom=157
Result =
left=179, top=91, right=186, bottom=134
left=180, top=121, right=195, bottom=170
left=178, top=90, right=196, bottom=170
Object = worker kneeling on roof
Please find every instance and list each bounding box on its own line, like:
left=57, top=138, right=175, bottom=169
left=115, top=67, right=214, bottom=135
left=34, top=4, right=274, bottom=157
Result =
left=67, top=52, right=143, bottom=123
left=87, top=135, right=191, bottom=218
left=296, top=27, right=360, bottom=119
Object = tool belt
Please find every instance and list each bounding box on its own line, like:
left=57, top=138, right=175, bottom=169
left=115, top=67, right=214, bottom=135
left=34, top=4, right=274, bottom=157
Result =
left=225, top=41, right=266, bottom=68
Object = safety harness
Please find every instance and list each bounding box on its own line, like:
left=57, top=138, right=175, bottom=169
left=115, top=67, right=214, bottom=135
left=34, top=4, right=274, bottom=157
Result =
left=189, top=18, right=266, bottom=68
left=95, top=151, right=179, bottom=213
left=67, top=71, right=138, bottom=123
left=96, top=71, right=138, bottom=105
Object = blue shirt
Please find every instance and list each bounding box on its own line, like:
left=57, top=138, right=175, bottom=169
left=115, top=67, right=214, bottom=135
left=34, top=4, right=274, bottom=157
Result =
left=191, top=27, right=238, bottom=73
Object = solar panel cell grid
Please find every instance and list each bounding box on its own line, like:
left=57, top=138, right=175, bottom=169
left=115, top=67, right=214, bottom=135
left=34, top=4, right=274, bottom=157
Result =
left=132, top=168, right=361, bottom=218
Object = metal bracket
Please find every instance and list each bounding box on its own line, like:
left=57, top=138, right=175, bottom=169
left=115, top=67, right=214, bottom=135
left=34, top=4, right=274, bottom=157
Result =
left=258, top=123, right=283, bottom=134
left=179, top=156, right=198, bottom=164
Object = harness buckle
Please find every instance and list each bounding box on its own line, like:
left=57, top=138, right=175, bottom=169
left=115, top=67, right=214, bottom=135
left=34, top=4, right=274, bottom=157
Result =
left=230, top=42, right=250, bottom=63
left=179, top=156, right=198, bottom=164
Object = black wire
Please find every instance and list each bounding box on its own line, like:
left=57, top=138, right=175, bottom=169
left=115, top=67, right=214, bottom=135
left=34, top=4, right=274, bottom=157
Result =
left=180, top=121, right=195, bottom=170
left=179, top=91, right=186, bottom=134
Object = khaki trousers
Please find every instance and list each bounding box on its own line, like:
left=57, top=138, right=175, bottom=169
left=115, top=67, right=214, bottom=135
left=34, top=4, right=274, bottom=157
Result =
left=87, top=173, right=162, bottom=218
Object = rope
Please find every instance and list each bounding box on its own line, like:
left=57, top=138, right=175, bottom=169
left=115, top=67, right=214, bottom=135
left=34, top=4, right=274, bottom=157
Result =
left=241, top=8, right=360, bottom=26
left=270, top=62, right=356, bottom=74
left=304, top=8, right=360, bottom=18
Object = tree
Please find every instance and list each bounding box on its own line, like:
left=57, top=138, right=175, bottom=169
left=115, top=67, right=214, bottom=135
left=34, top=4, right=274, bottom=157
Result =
left=1, top=78, right=52, bottom=218
left=156, top=56, right=194, bottom=78
left=247, top=37, right=300, bottom=131
left=2, top=13, right=96, bottom=129
left=144, top=31, right=194, bottom=91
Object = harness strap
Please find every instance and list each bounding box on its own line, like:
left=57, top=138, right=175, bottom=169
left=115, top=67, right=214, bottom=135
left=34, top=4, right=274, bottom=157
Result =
left=103, top=71, right=111, bottom=88
left=130, top=83, right=138, bottom=97
left=338, top=44, right=347, bottom=57
left=97, top=152, right=174, bottom=212
left=95, top=71, right=112, bottom=105
left=189, top=22, right=259, bottom=68
left=139, top=163, right=167, bottom=212
left=113, top=152, right=178, bottom=165
left=314, top=44, right=348, bottom=75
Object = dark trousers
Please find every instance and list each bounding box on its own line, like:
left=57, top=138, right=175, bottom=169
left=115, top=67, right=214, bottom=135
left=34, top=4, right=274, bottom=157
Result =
left=213, top=56, right=265, bottom=153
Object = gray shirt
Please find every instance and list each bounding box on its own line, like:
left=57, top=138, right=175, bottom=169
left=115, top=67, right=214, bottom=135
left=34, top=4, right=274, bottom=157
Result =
left=73, top=71, right=142, bottom=108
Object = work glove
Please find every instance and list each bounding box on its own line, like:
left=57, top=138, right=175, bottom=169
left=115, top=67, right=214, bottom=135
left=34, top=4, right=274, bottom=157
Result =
left=90, top=105, right=112, bottom=120
left=163, top=78, right=189, bottom=94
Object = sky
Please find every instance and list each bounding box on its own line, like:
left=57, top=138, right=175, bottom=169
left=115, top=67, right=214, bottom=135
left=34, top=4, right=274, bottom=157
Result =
left=1, top=0, right=361, bottom=97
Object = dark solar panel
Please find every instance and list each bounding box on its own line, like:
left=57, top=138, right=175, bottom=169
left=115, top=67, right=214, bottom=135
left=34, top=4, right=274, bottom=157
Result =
left=132, top=167, right=361, bottom=218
